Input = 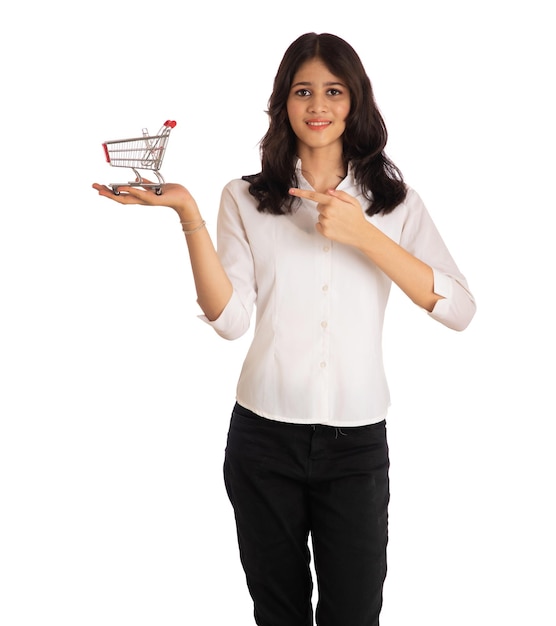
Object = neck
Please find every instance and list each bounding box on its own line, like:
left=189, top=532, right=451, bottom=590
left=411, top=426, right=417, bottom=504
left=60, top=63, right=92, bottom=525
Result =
left=296, top=147, right=346, bottom=193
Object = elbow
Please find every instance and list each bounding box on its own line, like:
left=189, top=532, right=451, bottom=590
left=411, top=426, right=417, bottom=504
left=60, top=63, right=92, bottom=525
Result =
left=443, top=301, right=477, bottom=332
left=428, top=272, right=477, bottom=331
left=204, top=293, right=252, bottom=340
left=214, top=324, right=250, bottom=341
left=428, top=294, right=477, bottom=332
left=448, top=317, right=474, bottom=333
left=455, top=295, right=477, bottom=331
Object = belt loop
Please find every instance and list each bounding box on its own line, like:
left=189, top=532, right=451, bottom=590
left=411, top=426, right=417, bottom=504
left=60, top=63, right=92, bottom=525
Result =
left=334, top=427, right=347, bottom=439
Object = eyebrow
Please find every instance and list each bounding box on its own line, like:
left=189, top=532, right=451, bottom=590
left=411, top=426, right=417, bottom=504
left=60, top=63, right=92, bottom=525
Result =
left=291, top=81, right=347, bottom=88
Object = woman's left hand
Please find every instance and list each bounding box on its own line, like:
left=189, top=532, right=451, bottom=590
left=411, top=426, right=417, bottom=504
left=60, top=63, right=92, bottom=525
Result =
left=288, top=187, right=370, bottom=247
left=290, top=187, right=443, bottom=312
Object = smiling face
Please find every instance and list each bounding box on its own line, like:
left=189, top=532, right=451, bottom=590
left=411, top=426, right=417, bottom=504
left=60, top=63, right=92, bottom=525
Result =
left=286, top=57, right=351, bottom=157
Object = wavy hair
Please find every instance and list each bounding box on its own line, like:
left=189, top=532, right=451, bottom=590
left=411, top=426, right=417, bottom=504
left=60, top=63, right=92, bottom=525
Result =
left=245, top=32, right=407, bottom=216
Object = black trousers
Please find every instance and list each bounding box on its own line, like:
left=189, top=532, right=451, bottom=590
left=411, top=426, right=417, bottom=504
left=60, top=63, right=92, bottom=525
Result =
left=223, top=403, right=390, bottom=626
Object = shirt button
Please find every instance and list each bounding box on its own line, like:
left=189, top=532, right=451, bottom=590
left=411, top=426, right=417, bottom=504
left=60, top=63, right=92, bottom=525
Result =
left=320, top=361, right=327, bottom=368
left=323, top=245, right=330, bottom=252
left=321, top=321, right=328, bottom=328
left=322, top=284, right=329, bottom=292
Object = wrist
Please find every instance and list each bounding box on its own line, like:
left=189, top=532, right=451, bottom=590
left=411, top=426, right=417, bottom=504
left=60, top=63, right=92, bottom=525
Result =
left=173, top=194, right=202, bottom=222
left=174, top=206, right=202, bottom=222
left=181, top=219, right=207, bottom=235
left=353, top=219, right=379, bottom=253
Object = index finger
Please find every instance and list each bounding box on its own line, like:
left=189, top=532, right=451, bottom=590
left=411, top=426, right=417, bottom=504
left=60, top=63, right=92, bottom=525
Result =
left=288, top=187, right=333, bottom=204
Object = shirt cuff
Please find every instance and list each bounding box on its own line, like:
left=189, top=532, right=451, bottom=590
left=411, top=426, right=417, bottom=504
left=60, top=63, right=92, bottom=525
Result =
left=197, top=290, right=250, bottom=340
left=432, top=269, right=453, bottom=300
left=428, top=268, right=476, bottom=331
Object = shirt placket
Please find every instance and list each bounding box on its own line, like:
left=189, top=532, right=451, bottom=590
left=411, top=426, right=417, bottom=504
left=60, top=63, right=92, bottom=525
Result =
left=317, top=238, right=332, bottom=421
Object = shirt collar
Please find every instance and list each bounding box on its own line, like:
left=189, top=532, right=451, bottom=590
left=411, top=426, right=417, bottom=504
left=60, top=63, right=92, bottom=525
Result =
left=294, top=158, right=357, bottom=194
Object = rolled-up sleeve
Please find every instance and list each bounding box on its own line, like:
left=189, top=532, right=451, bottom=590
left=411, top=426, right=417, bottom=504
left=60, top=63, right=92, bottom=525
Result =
left=198, top=183, right=257, bottom=340
left=198, top=288, right=252, bottom=339
left=428, top=268, right=476, bottom=331
left=401, top=189, right=476, bottom=331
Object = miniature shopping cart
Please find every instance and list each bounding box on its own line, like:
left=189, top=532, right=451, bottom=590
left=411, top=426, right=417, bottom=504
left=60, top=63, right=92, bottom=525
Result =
left=102, top=120, right=177, bottom=195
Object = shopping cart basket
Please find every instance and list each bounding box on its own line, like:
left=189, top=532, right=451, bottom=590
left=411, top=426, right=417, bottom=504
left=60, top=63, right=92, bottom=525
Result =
left=102, top=120, right=177, bottom=195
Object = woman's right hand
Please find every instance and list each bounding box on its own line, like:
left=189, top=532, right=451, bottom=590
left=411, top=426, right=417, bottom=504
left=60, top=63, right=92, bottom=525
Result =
left=91, top=182, right=202, bottom=223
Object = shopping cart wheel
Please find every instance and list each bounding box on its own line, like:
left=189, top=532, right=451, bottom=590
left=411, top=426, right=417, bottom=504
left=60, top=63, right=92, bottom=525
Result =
left=155, top=187, right=162, bottom=195
left=111, top=186, right=120, bottom=195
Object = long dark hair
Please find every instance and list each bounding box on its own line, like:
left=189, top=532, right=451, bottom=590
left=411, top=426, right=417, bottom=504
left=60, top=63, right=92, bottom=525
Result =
left=246, top=32, right=407, bottom=216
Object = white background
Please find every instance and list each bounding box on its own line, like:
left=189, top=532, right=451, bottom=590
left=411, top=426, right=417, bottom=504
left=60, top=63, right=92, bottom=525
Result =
left=1, top=0, right=554, bottom=624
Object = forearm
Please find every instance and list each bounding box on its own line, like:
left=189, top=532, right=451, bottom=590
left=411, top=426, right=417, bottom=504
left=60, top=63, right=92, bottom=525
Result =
left=174, top=195, right=232, bottom=321
left=180, top=219, right=233, bottom=321
left=357, top=222, right=442, bottom=312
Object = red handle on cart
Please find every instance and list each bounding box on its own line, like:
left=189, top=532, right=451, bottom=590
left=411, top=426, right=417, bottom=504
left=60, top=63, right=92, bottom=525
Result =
left=102, top=143, right=111, bottom=163
left=164, top=120, right=177, bottom=128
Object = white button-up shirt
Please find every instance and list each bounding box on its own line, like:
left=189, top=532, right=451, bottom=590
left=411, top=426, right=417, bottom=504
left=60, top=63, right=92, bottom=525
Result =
left=202, top=165, right=476, bottom=426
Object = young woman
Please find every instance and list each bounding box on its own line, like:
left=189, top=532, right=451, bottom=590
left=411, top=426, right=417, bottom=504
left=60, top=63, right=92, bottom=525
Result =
left=93, top=32, right=475, bottom=626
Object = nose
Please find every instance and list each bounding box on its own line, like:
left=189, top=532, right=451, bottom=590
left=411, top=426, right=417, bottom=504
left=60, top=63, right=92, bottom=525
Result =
left=308, top=94, right=327, bottom=113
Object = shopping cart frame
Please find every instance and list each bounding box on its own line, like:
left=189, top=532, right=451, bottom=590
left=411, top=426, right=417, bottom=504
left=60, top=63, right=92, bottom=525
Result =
left=102, top=120, right=177, bottom=195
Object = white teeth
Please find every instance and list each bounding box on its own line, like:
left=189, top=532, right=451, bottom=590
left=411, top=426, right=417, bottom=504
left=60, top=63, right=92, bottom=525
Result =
left=307, top=121, right=330, bottom=126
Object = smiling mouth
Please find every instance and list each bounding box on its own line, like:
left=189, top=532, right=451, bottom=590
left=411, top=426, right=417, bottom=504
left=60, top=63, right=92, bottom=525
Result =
left=306, top=120, right=332, bottom=129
